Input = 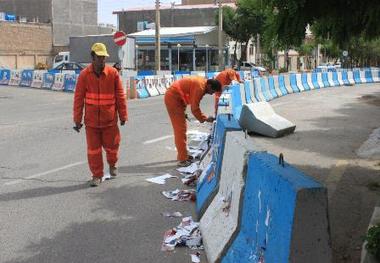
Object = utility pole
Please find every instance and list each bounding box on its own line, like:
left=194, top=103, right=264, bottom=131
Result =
left=218, top=0, right=224, bottom=71
left=155, top=0, right=161, bottom=72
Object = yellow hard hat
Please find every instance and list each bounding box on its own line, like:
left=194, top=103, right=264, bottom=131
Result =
left=91, top=42, right=109, bottom=57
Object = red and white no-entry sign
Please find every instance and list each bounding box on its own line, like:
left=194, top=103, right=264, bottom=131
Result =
left=113, top=31, right=127, bottom=46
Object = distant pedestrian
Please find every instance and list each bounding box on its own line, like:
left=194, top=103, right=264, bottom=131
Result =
left=73, top=43, right=128, bottom=187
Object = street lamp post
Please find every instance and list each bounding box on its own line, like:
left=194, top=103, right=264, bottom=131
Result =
left=205, top=44, right=209, bottom=72
left=177, top=43, right=181, bottom=71
left=135, top=44, right=138, bottom=72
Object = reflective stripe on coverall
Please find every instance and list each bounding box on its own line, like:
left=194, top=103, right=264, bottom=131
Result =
left=73, top=64, right=127, bottom=178
left=164, top=76, right=208, bottom=161
left=214, top=69, right=241, bottom=113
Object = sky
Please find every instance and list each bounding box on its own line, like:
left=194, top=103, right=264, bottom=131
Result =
left=98, top=0, right=181, bottom=26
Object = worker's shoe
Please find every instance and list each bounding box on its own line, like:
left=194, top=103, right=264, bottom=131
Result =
left=89, top=177, right=102, bottom=187
left=177, top=160, right=192, bottom=167
left=109, top=166, right=117, bottom=177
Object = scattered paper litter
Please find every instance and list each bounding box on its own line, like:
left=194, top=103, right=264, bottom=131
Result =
left=162, top=189, right=196, bottom=202
left=191, top=252, right=201, bottom=263
left=161, top=216, right=203, bottom=252
left=161, top=211, right=183, bottom=218
left=146, top=173, right=177, bottom=185
left=177, top=162, right=199, bottom=174
left=102, top=173, right=111, bottom=182
left=181, top=169, right=202, bottom=186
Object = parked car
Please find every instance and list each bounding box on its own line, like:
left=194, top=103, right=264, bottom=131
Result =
left=240, top=61, right=266, bottom=72
left=48, top=62, right=85, bottom=74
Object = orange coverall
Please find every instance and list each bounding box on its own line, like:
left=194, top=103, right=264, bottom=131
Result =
left=164, top=76, right=208, bottom=161
left=214, top=69, right=242, bottom=113
left=73, top=65, right=128, bottom=178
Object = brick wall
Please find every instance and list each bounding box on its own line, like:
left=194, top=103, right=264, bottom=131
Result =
left=0, top=21, right=53, bottom=69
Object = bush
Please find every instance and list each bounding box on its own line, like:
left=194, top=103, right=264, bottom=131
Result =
left=278, top=67, right=288, bottom=73
left=365, top=224, right=380, bottom=260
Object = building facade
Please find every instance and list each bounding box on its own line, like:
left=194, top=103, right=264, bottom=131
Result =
left=0, top=0, right=99, bottom=47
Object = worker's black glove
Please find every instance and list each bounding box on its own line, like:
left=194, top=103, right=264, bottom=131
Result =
left=73, top=123, right=83, bottom=133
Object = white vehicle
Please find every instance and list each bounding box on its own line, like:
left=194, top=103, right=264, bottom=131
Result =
left=53, top=51, right=70, bottom=68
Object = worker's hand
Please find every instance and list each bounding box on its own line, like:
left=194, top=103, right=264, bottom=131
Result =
left=120, top=121, right=126, bottom=126
left=205, top=116, right=215, bottom=123
left=73, top=123, right=83, bottom=133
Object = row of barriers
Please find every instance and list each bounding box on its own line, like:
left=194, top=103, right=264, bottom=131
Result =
left=196, top=69, right=380, bottom=262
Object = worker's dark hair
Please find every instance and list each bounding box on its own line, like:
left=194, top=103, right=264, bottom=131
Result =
left=207, top=79, right=222, bottom=92
left=90, top=51, right=96, bottom=59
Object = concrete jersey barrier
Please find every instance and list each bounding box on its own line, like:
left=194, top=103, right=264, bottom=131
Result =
left=31, top=70, right=46, bottom=88
left=200, top=131, right=264, bottom=263
left=8, top=70, right=21, bottom=86
left=0, top=69, right=11, bottom=85
left=222, top=152, right=331, bottom=263
left=20, top=70, right=34, bottom=87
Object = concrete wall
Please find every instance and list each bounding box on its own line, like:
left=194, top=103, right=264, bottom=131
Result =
left=118, top=7, right=218, bottom=34
left=0, top=21, right=52, bottom=69
left=51, top=0, right=98, bottom=46
left=0, top=0, right=52, bottom=23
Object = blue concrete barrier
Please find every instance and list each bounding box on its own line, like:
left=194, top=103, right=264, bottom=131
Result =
left=230, top=84, right=244, bottom=120
left=365, top=70, right=374, bottom=83
left=63, top=74, right=78, bottom=92
left=321, top=72, right=331, bottom=87
left=289, top=74, right=300, bottom=93
left=260, top=77, right=272, bottom=101
left=267, top=76, right=279, bottom=98
left=277, top=75, right=288, bottom=95
left=243, top=80, right=254, bottom=103
left=20, top=70, right=34, bottom=87
left=301, top=73, right=311, bottom=91
left=196, top=114, right=241, bottom=218
left=353, top=70, right=361, bottom=84
left=0, top=69, right=11, bottom=85
left=41, top=72, right=54, bottom=89
left=311, top=73, right=320, bottom=89
left=222, top=152, right=331, bottom=263
left=135, top=80, right=149, bottom=98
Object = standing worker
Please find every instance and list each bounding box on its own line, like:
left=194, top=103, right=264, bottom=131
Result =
left=73, top=43, right=128, bottom=187
left=214, top=67, right=243, bottom=115
left=164, top=76, right=222, bottom=167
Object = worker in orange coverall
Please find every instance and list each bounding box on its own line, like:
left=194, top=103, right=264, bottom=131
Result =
left=164, top=76, right=222, bottom=167
left=73, top=43, right=128, bottom=187
left=214, top=68, right=243, bottom=115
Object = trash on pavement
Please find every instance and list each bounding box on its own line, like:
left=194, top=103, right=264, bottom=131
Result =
left=102, top=173, right=111, bottom=182
left=162, top=189, right=196, bottom=202
left=191, top=252, right=201, bottom=263
left=146, top=173, right=177, bottom=185
left=181, top=169, right=202, bottom=186
left=176, top=162, right=198, bottom=174
left=161, top=216, right=203, bottom=252
left=161, top=211, right=183, bottom=218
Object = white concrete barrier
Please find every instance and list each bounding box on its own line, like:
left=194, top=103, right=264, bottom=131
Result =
left=200, top=131, right=263, bottom=263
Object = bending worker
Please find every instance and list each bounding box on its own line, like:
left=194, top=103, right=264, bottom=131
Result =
left=165, top=76, right=222, bottom=167
left=214, top=68, right=243, bottom=114
left=73, top=43, right=128, bottom=187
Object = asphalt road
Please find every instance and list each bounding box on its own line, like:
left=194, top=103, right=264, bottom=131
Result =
left=0, top=86, right=214, bottom=263
left=0, top=83, right=379, bottom=263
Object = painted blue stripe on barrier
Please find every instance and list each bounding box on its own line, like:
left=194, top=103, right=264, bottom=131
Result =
left=289, top=74, right=300, bottom=92
left=0, top=69, right=11, bottom=85
left=353, top=70, right=361, bottom=84
left=341, top=71, right=350, bottom=85
left=321, top=72, right=330, bottom=87
left=20, top=70, right=33, bottom=87
left=244, top=80, right=253, bottom=103
left=311, top=73, right=320, bottom=89
left=230, top=84, right=243, bottom=120
left=196, top=114, right=241, bottom=217
left=301, top=73, right=311, bottom=91
left=365, top=70, right=373, bottom=83
left=332, top=72, right=340, bottom=86
left=278, top=75, right=288, bottom=95
left=259, top=77, right=271, bottom=101
left=267, top=76, right=279, bottom=98
left=222, top=152, right=324, bottom=263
